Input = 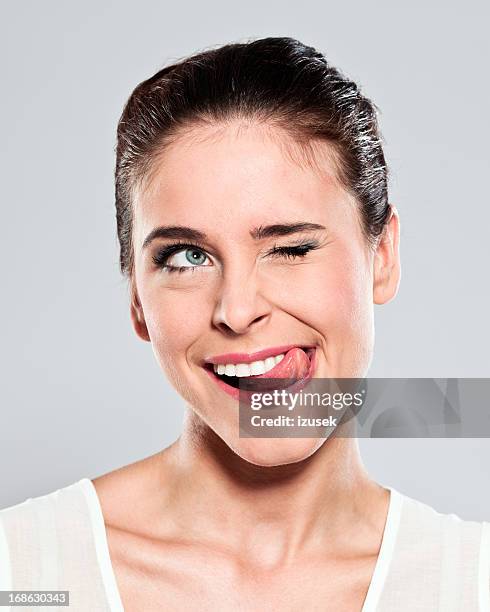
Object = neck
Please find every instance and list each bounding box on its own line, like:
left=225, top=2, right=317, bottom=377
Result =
left=156, top=407, right=384, bottom=569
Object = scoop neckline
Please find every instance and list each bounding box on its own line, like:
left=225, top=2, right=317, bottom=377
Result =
left=79, top=477, right=403, bottom=612
left=360, top=485, right=403, bottom=611
left=79, top=478, right=125, bottom=612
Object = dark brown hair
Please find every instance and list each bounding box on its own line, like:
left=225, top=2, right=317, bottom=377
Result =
left=115, top=36, right=391, bottom=279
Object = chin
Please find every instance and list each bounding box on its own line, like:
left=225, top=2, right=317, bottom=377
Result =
left=231, top=436, right=327, bottom=467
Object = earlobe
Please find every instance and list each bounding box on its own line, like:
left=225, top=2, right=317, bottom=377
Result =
left=373, top=205, right=401, bottom=305
left=130, top=283, right=151, bottom=342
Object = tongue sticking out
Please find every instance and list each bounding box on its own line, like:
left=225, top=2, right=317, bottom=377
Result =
left=232, top=347, right=312, bottom=393
left=253, top=347, right=311, bottom=380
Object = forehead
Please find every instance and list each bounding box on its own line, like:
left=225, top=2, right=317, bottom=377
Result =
left=132, top=121, right=356, bottom=243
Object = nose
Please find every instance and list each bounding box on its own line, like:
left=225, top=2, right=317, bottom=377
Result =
left=212, top=265, right=272, bottom=336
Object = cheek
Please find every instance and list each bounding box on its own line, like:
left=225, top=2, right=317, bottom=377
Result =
left=271, top=248, right=372, bottom=333
left=269, top=246, right=374, bottom=373
left=319, top=246, right=374, bottom=371
left=139, top=282, right=208, bottom=376
left=321, top=255, right=373, bottom=335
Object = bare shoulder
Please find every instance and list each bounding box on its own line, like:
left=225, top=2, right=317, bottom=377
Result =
left=91, top=449, right=168, bottom=532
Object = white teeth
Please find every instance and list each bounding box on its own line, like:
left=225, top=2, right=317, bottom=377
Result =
left=264, top=357, right=276, bottom=370
left=213, top=353, right=285, bottom=377
left=250, top=360, right=266, bottom=375
left=235, top=363, right=251, bottom=377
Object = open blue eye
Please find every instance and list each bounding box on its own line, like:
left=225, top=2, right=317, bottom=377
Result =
left=152, top=243, right=213, bottom=273
left=169, top=248, right=209, bottom=267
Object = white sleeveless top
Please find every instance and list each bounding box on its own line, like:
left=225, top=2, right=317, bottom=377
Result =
left=0, top=479, right=489, bottom=611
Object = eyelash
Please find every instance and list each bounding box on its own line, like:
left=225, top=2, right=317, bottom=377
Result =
left=152, top=240, right=321, bottom=273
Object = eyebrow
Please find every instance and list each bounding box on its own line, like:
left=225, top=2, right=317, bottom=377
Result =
left=142, top=222, right=326, bottom=250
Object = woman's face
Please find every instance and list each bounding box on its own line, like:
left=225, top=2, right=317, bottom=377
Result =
left=130, top=121, right=398, bottom=466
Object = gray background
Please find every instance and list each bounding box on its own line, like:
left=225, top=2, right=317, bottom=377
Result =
left=1, top=1, right=489, bottom=519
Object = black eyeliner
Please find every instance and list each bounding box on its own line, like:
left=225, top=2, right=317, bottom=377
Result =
left=266, top=239, right=321, bottom=259
left=151, top=241, right=207, bottom=268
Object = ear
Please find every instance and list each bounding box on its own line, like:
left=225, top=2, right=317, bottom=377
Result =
left=130, top=280, right=151, bottom=342
left=373, top=204, right=401, bottom=305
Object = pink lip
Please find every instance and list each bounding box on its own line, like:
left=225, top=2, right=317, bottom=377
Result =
left=203, top=346, right=318, bottom=401
left=204, top=344, right=315, bottom=365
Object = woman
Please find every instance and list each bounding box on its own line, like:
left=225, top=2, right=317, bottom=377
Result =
left=1, top=36, right=489, bottom=611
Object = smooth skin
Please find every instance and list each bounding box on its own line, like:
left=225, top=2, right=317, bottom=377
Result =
left=93, top=120, right=401, bottom=611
